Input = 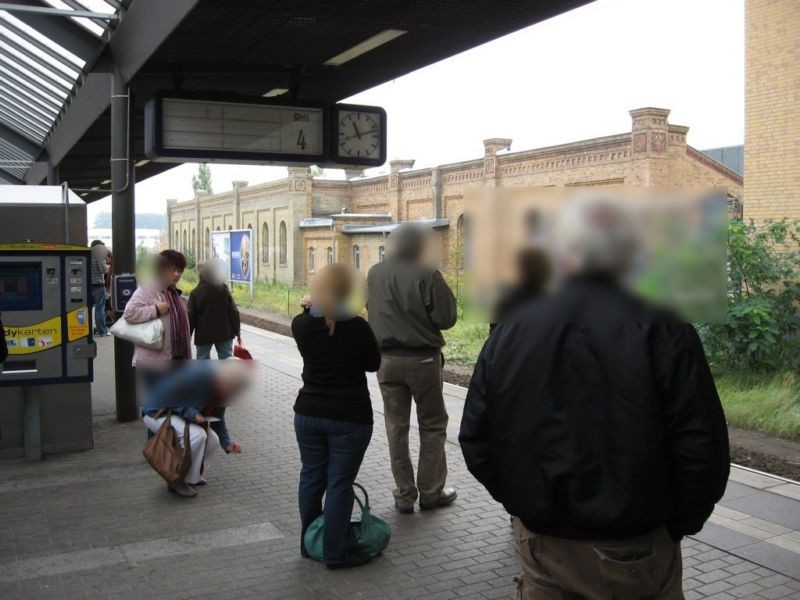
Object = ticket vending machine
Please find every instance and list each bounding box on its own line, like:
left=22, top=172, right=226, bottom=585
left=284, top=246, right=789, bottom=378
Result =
left=0, top=242, right=96, bottom=459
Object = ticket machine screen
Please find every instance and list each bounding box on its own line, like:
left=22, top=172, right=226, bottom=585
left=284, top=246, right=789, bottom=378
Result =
left=0, top=263, right=42, bottom=311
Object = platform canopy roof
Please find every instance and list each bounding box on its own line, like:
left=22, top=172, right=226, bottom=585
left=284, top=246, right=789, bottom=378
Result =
left=0, top=0, right=592, bottom=200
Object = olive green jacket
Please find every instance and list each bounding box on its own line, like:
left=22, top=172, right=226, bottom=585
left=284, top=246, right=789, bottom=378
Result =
left=366, top=258, right=457, bottom=355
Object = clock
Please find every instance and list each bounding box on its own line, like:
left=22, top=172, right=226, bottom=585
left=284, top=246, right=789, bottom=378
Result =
left=331, top=104, right=387, bottom=167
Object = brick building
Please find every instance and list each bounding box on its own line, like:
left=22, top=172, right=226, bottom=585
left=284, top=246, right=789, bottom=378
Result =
left=168, top=107, right=742, bottom=285
left=744, top=0, right=800, bottom=222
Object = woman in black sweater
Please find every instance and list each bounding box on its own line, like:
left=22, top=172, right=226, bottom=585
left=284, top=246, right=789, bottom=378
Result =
left=292, top=263, right=381, bottom=569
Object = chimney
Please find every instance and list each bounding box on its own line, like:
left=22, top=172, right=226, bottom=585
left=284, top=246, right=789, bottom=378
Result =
left=629, top=107, right=670, bottom=155
left=390, top=159, right=415, bottom=173
left=482, top=138, right=512, bottom=157
left=232, top=180, right=249, bottom=190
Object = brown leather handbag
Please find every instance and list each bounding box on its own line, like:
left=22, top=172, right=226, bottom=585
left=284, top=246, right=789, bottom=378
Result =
left=142, top=412, right=192, bottom=488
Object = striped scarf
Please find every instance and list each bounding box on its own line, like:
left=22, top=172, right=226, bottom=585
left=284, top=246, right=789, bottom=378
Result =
left=166, top=286, right=191, bottom=359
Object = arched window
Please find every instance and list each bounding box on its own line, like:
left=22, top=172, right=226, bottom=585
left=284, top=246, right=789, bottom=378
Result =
left=378, top=245, right=385, bottom=263
left=191, top=228, right=195, bottom=253
left=216, top=226, right=220, bottom=231
left=182, top=230, right=187, bottom=251
left=247, top=223, right=252, bottom=232
left=308, top=247, right=315, bottom=272
left=279, top=221, right=287, bottom=265
left=327, top=247, right=333, bottom=265
left=228, top=225, right=232, bottom=231
left=262, top=223, right=269, bottom=263
left=205, top=227, right=210, bottom=260
left=352, top=245, right=360, bottom=270
left=175, top=229, right=179, bottom=248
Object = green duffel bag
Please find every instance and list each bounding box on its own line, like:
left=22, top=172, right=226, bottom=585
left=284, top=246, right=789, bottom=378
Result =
left=304, top=482, right=391, bottom=562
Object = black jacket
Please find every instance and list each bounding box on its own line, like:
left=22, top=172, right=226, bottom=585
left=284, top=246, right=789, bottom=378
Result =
left=188, top=281, right=241, bottom=346
left=459, top=276, right=729, bottom=541
left=292, top=311, right=381, bottom=424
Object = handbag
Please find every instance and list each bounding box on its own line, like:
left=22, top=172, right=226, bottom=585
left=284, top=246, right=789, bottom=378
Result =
left=110, top=314, right=165, bottom=349
left=233, top=335, right=253, bottom=360
left=142, top=411, right=192, bottom=488
left=304, top=482, right=391, bottom=562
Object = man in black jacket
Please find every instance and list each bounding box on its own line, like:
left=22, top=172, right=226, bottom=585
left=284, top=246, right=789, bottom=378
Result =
left=460, top=197, right=729, bottom=599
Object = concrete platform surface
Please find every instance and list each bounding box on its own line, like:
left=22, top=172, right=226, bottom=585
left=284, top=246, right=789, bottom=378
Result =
left=0, top=326, right=798, bottom=599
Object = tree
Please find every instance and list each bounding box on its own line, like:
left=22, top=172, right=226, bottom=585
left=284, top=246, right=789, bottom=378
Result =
left=184, top=248, right=196, bottom=270
left=191, top=163, right=213, bottom=194
left=698, top=218, right=800, bottom=372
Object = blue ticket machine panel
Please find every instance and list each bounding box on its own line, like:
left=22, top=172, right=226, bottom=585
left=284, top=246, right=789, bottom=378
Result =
left=0, top=243, right=96, bottom=386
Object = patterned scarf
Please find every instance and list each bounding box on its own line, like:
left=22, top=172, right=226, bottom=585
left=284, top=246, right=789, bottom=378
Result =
left=166, top=286, right=191, bottom=359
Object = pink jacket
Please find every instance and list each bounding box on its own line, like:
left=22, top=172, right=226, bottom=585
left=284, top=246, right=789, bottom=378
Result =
left=123, top=284, right=190, bottom=366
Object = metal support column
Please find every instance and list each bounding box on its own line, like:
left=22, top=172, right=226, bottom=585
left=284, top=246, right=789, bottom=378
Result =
left=23, top=386, right=41, bottom=460
left=111, top=66, right=138, bottom=422
left=46, top=159, right=58, bottom=185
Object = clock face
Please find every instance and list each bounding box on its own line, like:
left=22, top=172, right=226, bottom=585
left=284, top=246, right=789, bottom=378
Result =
left=337, top=110, right=382, bottom=160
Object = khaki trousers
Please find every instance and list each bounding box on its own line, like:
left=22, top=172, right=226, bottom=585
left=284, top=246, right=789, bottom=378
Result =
left=378, top=354, right=448, bottom=506
left=512, top=518, right=684, bottom=600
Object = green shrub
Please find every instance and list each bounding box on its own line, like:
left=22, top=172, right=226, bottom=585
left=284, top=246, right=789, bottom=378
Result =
left=698, top=219, right=800, bottom=372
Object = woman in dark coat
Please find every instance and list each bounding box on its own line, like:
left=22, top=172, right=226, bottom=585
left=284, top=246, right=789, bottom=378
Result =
left=292, top=263, right=381, bottom=569
left=188, top=259, right=241, bottom=359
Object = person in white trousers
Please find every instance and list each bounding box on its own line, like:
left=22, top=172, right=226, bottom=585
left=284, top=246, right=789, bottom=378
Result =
left=143, top=413, right=219, bottom=489
left=141, top=361, right=249, bottom=497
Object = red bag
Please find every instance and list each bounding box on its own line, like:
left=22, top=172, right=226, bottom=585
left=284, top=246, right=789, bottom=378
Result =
left=233, top=335, right=253, bottom=360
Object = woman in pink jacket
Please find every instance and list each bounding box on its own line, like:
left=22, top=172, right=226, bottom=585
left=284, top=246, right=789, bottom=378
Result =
left=123, top=249, right=192, bottom=366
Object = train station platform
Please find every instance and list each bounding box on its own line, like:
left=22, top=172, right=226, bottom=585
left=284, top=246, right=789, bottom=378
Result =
left=1, top=324, right=799, bottom=599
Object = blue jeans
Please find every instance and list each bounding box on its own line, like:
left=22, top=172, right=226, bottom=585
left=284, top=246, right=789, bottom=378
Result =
left=91, top=285, right=108, bottom=334
left=294, top=414, right=373, bottom=565
left=196, top=339, right=233, bottom=359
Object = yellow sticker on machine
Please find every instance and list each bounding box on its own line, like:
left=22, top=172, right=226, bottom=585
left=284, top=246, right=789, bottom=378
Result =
left=4, top=316, right=62, bottom=355
left=67, top=306, right=90, bottom=341
left=0, top=242, right=89, bottom=252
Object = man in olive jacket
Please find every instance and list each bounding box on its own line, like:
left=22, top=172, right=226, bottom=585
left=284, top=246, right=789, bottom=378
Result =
left=460, top=198, right=729, bottom=599
left=368, top=223, right=458, bottom=514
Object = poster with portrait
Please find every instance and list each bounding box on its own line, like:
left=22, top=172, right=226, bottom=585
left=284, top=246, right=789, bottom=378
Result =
left=211, top=231, right=231, bottom=276
left=229, top=229, right=252, bottom=283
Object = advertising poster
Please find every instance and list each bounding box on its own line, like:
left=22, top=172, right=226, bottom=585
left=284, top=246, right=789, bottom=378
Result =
left=230, top=230, right=252, bottom=283
left=211, top=231, right=231, bottom=276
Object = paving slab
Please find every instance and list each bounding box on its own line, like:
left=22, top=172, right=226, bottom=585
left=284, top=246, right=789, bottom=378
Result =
left=0, top=328, right=798, bottom=599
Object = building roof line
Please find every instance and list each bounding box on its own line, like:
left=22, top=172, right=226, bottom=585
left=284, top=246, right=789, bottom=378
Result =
left=687, top=146, right=743, bottom=184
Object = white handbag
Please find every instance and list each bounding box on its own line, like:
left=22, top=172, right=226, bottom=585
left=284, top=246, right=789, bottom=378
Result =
left=110, top=315, right=165, bottom=349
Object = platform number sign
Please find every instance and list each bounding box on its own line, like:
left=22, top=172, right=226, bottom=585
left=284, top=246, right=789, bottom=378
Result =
left=145, top=93, right=386, bottom=168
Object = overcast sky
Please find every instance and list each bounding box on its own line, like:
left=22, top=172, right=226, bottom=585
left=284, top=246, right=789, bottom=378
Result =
left=87, top=0, right=744, bottom=224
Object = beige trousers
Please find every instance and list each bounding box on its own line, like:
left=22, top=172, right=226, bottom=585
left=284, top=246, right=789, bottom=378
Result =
left=378, top=354, right=448, bottom=506
left=512, top=518, right=684, bottom=600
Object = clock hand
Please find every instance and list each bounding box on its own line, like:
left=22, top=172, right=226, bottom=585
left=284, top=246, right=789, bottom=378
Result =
left=342, top=128, right=379, bottom=141
left=352, top=122, right=362, bottom=140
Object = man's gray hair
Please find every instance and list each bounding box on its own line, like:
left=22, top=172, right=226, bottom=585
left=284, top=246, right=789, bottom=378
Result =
left=387, top=222, right=429, bottom=260
left=553, top=195, right=640, bottom=277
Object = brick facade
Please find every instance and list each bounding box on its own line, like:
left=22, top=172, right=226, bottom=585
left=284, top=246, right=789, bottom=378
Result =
left=744, top=0, right=800, bottom=222
left=168, top=107, right=742, bottom=285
